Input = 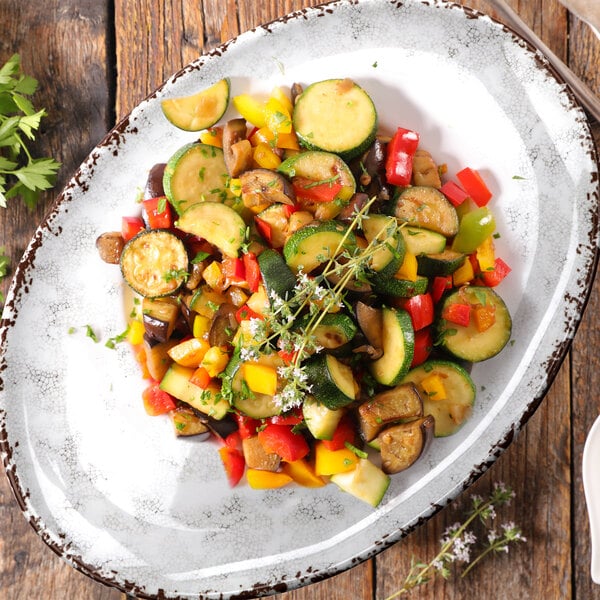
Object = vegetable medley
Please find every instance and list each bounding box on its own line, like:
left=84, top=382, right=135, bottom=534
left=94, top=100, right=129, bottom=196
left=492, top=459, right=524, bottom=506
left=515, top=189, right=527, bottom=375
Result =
left=96, top=77, right=512, bottom=507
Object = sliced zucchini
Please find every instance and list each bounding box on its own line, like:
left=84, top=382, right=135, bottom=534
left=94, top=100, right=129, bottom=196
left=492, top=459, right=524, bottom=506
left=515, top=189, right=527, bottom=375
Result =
left=297, top=312, right=357, bottom=350
left=330, top=458, right=390, bottom=507
left=120, top=229, right=188, bottom=298
left=176, top=201, right=246, bottom=258
left=390, top=186, right=459, bottom=237
left=161, top=78, right=230, bottom=131
left=401, top=360, right=476, bottom=437
left=377, top=415, right=435, bottom=474
left=283, top=220, right=356, bottom=273
left=160, top=363, right=229, bottom=419
left=304, top=353, right=357, bottom=410
left=357, top=382, right=424, bottom=442
left=369, top=307, right=414, bottom=386
left=302, top=396, right=345, bottom=440
left=278, top=150, right=356, bottom=203
left=371, top=274, right=429, bottom=298
left=163, top=142, right=234, bottom=214
left=361, top=214, right=405, bottom=277
left=437, top=286, right=512, bottom=362
left=293, top=79, right=378, bottom=161
left=257, top=248, right=298, bottom=302
left=400, top=226, right=446, bottom=256
left=417, top=249, right=466, bottom=277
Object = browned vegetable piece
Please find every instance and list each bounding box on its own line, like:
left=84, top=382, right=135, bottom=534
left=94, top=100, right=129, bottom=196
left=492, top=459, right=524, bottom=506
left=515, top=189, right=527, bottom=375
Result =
left=169, top=405, right=211, bottom=437
left=208, top=303, right=238, bottom=348
left=144, top=338, right=178, bottom=381
left=144, top=163, right=166, bottom=199
left=291, top=82, right=304, bottom=104
left=357, top=382, right=424, bottom=442
left=96, top=231, right=125, bottom=264
left=378, top=415, right=434, bottom=474
left=142, top=296, right=181, bottom=343
left=412, top=149, right=441, bottom=188
left=337, top=192, right=368, bottom=223
left=355, top=301, right=383, bottom=353
left=240, top=169, right=295, bottom=212
left=242, top=435, right=281, bottom=471
left=223, top=118, right=253, bottom=177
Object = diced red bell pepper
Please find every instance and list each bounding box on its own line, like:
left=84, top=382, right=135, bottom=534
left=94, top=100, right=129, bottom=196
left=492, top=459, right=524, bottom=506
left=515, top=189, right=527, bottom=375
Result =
left=277, top=348, right=298, bottom=364
left=442, top=303, right=472, bottom=327
left=234, top=412, right=261, bottom=439
left=268, top=407, right=304, bottom=426
left=254, top=216, right=272, bottom=243
left=398, top=293, right=434, bottom=331
left=431, top=275, right=453, bottom=304
left=122, top=216, right=145, bottom=241
left=218, top=446, right=245, bottom=487
left=456, top=167, right=492, bottom=207
left=142, top=382, right=176, bottom=416
left=385, top=127, right=420, bottom=187
left=143, top=196, right=173, bottom=229
left=189, top=366, right=212, bottom=389
left=292, top=176, right=343, bottom=203
left=481, top=257, right=511, bottom=287
left=235, top=304, right=264, bottom=323
left=222, top=256, right=246, bottom=283
left=224, top=431, right=242, bottom=451
left=440, top=180, right=469, bottom=207
left=322, top=415, right=355, bottom=451
left=243, top=252, right=261, bottom=293
left=411, top=327, right=433, bottom=368
left=258, top=423, right=310, bottom=462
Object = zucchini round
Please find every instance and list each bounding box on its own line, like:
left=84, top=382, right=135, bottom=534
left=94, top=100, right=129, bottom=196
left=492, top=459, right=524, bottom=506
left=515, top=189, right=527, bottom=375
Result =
left=120, top=229, right=188, bottom=298
left=417, top=249, right=466, bottom=277
left=304, top=353, right=357, bottom=409
left=257, top=248, right=297, bottom=301
left=283, top=220, right=356, bottom=273
left=436, top=286, right=512, bottom=362
left=400, top=226, right=447, bottom=256
left=401, top=360, right=476, bottom=437
left=163, top=142, right=235, bottom=215
left=371, top=274, right=429, bottom=298
left=161, top=78, right=230, bottom=132
left=369, top=307, right=414, bottom=386
left=297, top=312, right=357, bottom=350
left=292, top=79, right=378, bottom=160
left=361, top=213, right=405, bottom=277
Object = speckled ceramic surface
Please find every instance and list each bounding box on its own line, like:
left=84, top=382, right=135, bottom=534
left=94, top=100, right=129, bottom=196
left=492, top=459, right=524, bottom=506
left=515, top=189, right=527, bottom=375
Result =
left=1, top=0, right=598, bottom=598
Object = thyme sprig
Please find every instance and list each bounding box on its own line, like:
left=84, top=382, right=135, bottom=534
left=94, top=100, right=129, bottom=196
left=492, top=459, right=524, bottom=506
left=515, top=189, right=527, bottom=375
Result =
left=237, top=196, right=401, bottom=411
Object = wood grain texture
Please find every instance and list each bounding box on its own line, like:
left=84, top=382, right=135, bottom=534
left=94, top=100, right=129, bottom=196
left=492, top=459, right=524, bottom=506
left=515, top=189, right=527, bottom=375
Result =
left=0, top=1, right=598, bottom=599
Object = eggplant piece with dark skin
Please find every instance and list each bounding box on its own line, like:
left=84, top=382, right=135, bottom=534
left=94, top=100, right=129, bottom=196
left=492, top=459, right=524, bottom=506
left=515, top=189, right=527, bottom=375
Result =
left=378, top=414, right=435, bottom=474
left=144, top=163, right=166, bottom=199
left=350, top=139, right=392, bottom=203
left=357, top=382, right=424, bottom=442
left=142, top=296, right=181, bottom=343
left=240, top=168, right=296, bottom=211
left=169, top=405, right=211, bottom=438
left=223, top=118, right=253, bottom=177
left=355, top=301, right=384, bottom=354
left=208, top=303, right=239, bottom=348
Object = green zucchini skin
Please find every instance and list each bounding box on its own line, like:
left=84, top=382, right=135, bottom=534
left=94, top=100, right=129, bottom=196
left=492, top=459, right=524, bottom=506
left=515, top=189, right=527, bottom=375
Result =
left=120, top=229, right=188, bottom=298
left=296, top=312, right=358, bottom=349
left=292, top=79, right=378, bottom=161
left=304, top=353, right=357, bottom=410
left=400, top=226, right=447, bottom=255
left=258, top=248, right=297, bottom=302
left=361, top=213, right=406, bottom=278
left=401, top=360, right=476, bottom=437
left=416, top=249, right=466, bottom=277
left=371, top=275, right=429, bottom=298
left=436, top=286, right=512, bottom=362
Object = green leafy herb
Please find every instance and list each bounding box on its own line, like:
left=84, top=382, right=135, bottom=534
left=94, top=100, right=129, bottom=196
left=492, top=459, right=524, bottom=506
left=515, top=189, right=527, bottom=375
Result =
left=0, top=54, right=61, bottom=208
left=0, top=247, right=9, bottom=303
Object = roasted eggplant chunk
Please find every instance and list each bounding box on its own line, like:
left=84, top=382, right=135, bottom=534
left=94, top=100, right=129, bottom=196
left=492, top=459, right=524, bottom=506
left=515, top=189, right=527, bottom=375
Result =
left=378, top=415, right=434, bottom=474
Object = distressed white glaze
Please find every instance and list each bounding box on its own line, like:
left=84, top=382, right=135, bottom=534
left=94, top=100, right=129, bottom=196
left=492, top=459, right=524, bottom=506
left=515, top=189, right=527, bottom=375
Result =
left=0, top=1, right=598, bottom=598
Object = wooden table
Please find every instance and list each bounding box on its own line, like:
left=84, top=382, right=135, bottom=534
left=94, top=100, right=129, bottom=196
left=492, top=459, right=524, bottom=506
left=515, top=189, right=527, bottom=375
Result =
left=1, top=1, right=599, bottom=598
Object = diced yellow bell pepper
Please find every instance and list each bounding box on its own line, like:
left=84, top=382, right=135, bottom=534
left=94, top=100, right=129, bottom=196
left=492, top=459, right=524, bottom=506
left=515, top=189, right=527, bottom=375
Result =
left=476, top=235, right=496, bottom=272
left=453, top=257, right=475, bottom=286
left=246, top=285, right=269, bottom=316
left=395, top=251, right=418, bottom=282
left=232, top=93, right=266, bottom=128
left=264, top=97, right=292, bottom=134
left=314, top=441, right=358, bottom=476
left=229, top=178, right=242, bottom=197
left=201, top=346, right=230, bottom=377
left=246, top=468, right=293, bottom=489
left=253, top=142, right=281, bottom=169
left=242, top=362, right=278, bottom=396
left=282, top=459, right=326, bottom=488
left=127, top=319, right=145, bottom=345
left=251, top=126, right=300, bottom=151
left=168, top=337, right=211, bottom=367
left=193, top=314, right=211, bottom=339
left=270, top=86, right=294, bottom=115
left=420, top=373, right=447, bottom=401
left=199, top=126, right=223, bottom=148
left=203, top=261, right=227, bottom=292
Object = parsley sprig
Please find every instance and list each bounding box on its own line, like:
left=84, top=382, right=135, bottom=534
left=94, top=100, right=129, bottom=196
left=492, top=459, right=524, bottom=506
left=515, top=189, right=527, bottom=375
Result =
left=0, top=54, right=61, bottom=209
